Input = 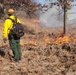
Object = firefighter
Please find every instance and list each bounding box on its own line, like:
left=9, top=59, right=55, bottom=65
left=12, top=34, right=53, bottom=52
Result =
left=3, top=8, right=22, bottom=62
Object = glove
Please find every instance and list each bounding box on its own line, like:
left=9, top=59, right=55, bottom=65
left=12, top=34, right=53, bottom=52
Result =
left=3, top=38, right=7, bottom=43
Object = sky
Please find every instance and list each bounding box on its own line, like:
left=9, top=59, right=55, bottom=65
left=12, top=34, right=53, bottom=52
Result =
left=36, top=0, right=45, bottom=4
left=37, top=0, right=76, bottom=20
left=68, top=2, right=76, bottom=20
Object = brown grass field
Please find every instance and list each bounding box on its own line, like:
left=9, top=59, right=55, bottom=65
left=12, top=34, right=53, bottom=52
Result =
left=0, top=17, right=76, bottom=75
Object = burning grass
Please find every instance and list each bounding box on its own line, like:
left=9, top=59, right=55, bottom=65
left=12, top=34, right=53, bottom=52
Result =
left=0, top=18, right=76, bottom=75
left=22, top=33, right=76, bottom=47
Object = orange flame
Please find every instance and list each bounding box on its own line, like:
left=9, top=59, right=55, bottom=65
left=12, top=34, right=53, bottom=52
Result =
left=20, top=40, right=37, bottom=46
left=54, top=35, right=70, bottom=44
left=44, top=35, right=54, bottom=44
left=32, top=19, right=39, bottom=23
left=28, top=41, right=37, bottom=46
left=43, top=34, right=72, bottom=45
left=20, top=33, right=76, bottom=47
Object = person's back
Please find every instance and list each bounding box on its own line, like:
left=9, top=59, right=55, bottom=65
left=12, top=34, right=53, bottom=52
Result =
left=3, top=8, right=22, bottom=62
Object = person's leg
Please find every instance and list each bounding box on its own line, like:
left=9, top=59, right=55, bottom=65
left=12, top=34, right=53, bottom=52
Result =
left=16, top=39, right=22, bottom=60
left=9, top=38, right=19, bottom=61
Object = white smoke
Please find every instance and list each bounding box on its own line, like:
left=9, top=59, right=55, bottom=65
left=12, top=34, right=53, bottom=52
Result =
left=39, top=5, right=63, bottom=27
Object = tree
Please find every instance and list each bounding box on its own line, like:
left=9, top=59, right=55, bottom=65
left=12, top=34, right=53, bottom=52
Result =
left=1, top=0, right=40, bottom=18
left=0, top=0, right=4, bottom=19
left=45, top=0, right=74, bottom=34
left=57, top=0, right=74, bottom=34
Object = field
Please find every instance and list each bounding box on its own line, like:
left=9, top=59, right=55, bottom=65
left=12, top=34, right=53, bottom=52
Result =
left=0, top=17, right=76, bottom=75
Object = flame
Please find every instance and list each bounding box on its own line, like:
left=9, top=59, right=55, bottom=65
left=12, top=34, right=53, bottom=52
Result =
left=43, top=34, right=72, bottom=45
left=44, top=35, right=50, bottom=44
left=20, top=43, right=25, bottom=46
left=20, top=40, right=37, bottom=46
left=54, top=35, right=70, bottom=44
left=28, top=41, right=37, bottom=46
left=20, top=34, right=76, bottom=47
left=43, top=35, right=54, bottom=45
left=32, top=19, right=39, bottom=23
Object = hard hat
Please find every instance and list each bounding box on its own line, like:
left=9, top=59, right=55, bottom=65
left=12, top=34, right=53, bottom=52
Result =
left=8, top=9, right=14, bottom=14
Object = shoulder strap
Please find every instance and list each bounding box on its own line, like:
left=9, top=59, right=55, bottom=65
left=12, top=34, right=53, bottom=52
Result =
left=7, top=17, right=17, bottom=23
left=7, top=18, right=14, bottom=23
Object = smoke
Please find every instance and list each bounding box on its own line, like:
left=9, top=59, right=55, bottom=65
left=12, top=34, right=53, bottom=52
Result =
left=39, top=5, right=63, bottom=27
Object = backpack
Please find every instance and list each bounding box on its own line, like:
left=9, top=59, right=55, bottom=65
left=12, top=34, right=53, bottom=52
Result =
left=8, top=17, right=24, bottom=38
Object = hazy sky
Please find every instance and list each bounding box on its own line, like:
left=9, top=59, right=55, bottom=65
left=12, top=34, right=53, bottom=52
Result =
left=68, top=2, right=76, bottom=20
left=36, top=0, right=45, bottom=4
left=37, top=0, right=76, bottom=20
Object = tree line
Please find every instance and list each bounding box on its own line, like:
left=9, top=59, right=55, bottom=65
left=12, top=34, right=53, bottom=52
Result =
left=0, top=0, right=74, bottom=19
left=0, top=0, right=42, bottom=18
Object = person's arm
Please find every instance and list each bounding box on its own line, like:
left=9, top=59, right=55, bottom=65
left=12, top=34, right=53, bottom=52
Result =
left=3, top=19, right=11, bottom=39
left=3, top=20, right=8, bottom=39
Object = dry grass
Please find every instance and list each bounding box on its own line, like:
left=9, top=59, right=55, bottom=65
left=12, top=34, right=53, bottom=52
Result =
left=0, top=17, right=76, bottom=75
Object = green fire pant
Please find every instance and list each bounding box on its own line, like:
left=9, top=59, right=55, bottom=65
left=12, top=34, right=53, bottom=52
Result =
left=9, top=38, right=22, bottom=61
